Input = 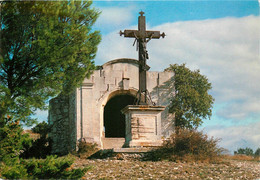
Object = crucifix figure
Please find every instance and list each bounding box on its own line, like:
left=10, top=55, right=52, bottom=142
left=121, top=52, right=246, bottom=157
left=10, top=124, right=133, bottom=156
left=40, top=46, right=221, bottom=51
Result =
left=120, top=11, right=165, bottom=105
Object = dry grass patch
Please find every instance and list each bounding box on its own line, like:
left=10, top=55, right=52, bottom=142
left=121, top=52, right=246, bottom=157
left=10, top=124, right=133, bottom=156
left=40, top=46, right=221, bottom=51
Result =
left=224, top=154, right=260, bottom=162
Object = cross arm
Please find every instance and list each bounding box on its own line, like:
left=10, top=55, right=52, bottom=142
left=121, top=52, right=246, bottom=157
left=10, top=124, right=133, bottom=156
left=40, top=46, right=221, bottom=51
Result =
left=120, top=30, right=165, bottom=39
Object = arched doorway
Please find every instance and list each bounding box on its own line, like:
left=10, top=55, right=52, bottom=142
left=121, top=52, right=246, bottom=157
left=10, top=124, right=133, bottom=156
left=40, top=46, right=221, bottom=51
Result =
left=104, top=94, right=136, bottom=137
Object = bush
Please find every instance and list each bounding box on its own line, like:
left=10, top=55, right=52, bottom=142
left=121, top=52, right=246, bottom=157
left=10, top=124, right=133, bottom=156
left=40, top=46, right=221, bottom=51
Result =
left=22, top=155, right=90, bottom=179
left=21, top=122, right=52, bottom=159
left=20, top=136, right=52, bottom=159
left=0, top=155, right=90, bottom=179
left=0, top=116, right=31, bottom=162
left=1, top=161, right=28, bottom=179
left=145, top=129, right=224, bottom=162
left=0, top=118, right=89, bottom=179
left=77, top=141, right=99, bottom=158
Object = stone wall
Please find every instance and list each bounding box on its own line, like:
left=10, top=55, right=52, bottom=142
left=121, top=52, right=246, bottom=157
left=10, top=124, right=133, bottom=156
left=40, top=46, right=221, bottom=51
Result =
left=48, top=92, right=76, bottom=155
left=150, top=75, right=175, bottom=137
left=49, top=58, right=175, bottom=153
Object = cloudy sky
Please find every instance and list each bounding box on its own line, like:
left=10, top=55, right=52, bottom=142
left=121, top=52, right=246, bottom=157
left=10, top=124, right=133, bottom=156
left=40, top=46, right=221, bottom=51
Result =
left=36, top=0, right=259, bottom=153
left=91, top=0, right=260, bottom=153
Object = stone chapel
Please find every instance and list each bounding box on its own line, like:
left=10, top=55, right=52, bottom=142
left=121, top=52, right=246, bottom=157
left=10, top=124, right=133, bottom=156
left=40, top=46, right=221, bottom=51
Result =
left=48, top=58, right=174, bottom=154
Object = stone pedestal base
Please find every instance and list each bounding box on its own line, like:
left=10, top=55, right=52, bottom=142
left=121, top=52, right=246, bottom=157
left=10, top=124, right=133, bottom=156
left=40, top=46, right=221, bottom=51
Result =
left=121, top=105, right=165, bottom=148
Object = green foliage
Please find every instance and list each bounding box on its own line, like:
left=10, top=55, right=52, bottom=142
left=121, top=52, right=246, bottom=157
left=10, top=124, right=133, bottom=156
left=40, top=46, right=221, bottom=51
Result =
left=0, top=116, right=31, bottom=179
left=1, top=161, right=28, bottom=179
left=20, top=136, right=52, bottom=159
left=165, top=64, right=214, bottom=129
left=0, top=0, right=101, bottom=123
left=234, top=147, right=254, bottom=156
left=22, top=155, right=89, bottom=179
left=0, top=118, right=88, bottom=179
left=21, top=121, right=52, bottom=159
left=32, top=121, right=50, bottom=138
left=1, top=155, right=89, bottom=179
left=255, top=148, right=260, bottom=157
left=0, top=116, right=31, bottom=163
left=77, top=141, right=99, bottom=158
left=145, top=129, right=224, bottom=162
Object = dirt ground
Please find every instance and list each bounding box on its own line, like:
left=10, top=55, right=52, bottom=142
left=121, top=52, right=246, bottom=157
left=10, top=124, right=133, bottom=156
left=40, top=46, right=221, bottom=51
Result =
left=74, top=155, right=260, bottom=179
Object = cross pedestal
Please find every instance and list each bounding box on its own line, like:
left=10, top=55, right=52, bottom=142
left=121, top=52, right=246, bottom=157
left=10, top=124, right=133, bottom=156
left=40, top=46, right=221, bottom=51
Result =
left=121, top=105, right=165, bottom=147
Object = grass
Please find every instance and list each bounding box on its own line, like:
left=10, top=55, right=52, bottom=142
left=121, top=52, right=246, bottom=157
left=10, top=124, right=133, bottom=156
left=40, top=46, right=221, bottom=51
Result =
left=224, top=154, right=260, bottom=162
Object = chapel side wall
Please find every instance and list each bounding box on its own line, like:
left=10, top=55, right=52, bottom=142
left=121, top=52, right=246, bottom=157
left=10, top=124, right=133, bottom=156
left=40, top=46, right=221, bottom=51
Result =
left=91, top=70, right=107, bottom=145
left=148, top=71, right=175, bottom=137
left=80, top=70, right=106, bottom=147
left=158, top=72, right=175, bottom=137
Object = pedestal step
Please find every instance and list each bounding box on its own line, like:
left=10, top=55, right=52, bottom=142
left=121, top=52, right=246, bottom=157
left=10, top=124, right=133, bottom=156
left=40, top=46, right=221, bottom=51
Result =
left=113, top=147, right=153, bottom=153
left=102, top=138, right=125, bottom=149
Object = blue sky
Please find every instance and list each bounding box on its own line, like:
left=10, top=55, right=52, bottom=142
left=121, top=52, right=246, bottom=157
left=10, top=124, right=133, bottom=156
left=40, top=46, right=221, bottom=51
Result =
left=93, top=1, right=259, bottom=33
left=36, top=0, right=260, bottom=153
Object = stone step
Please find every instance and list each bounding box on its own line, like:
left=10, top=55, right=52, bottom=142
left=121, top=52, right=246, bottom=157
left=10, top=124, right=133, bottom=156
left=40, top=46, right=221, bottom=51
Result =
left=102, top=138, right=125, bottom=149
left=113, top=147, right=153, bottom=153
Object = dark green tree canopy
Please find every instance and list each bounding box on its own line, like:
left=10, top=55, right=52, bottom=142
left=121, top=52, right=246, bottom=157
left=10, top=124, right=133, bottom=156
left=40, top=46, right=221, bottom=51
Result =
left=0, top=0, right=101, bottom=123
left=165, top=64, right=214, bottom=129
left=234, top=147, right=254, bottom=156
left=254, top=148, right=260, bottom=157
left=31, top=121, right=49, bottom=138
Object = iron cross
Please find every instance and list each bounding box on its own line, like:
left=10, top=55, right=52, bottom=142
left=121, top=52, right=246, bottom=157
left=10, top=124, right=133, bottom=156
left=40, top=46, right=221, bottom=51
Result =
left=120, top=11, right=165, bottom=105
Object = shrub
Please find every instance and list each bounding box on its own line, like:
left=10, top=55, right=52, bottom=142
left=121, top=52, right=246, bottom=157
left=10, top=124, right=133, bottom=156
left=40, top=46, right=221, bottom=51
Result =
left=0, top=155, right=90, bottom=179
left=0, top=118, right=89, bottom=179
left=77, top=141, right=99, bottom=158
left=20, top=121, right=52, bottom=159
left=31, top=121, right=50, bottom=138
left=22, top=155, right=90, bottom=179
left=145, top=129, right=224, bottom=162
left=21, top=137, right=52, bottom=159
left=0, top=161, right=28, bottom=179
left=0, top=116, right=31, bottom=162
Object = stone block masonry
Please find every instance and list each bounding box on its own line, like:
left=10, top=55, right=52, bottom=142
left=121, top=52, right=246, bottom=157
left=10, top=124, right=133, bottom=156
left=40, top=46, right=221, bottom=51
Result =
left=122, top=105, right=165, bottom=147
left=49, top=58, right=174, bottom=154
left=48, top=92, right=76, bottom=155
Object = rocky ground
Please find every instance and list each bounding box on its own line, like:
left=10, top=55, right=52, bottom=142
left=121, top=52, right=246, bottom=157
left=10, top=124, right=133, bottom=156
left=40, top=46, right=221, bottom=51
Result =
left=73, top=154, right=260, bottom=180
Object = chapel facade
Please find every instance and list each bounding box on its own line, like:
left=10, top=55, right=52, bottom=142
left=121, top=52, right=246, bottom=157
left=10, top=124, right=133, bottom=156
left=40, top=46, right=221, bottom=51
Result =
left=48, top=58, right=174, bottom=155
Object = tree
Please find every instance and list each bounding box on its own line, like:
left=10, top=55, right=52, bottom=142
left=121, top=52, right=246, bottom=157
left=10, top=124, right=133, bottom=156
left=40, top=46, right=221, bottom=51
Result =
left=255, top=148, right=260, bottom=157
left=0, top=1, right=101, bottom=124
left=234, top=147, right=254, bottom=156
left=165, top=64, right=214, bottom=130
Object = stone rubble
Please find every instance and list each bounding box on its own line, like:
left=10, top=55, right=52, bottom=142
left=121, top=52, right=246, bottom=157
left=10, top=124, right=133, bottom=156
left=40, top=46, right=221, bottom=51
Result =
left=74, top=156, right=260, bottom=179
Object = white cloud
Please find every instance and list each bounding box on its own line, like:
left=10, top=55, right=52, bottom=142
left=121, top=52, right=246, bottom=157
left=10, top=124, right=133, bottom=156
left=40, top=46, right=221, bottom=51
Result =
left=96, top=15, right=260, bottom=122
left=203, top=121, right=260, bottom=153
left=95, top=27, right=137, bottom=64
left=95, top=6, right=135, bottom=32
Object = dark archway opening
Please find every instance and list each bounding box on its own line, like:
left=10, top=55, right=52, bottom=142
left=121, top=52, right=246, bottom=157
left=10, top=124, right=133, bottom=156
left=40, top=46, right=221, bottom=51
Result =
left=104, top=94, right=136, bottom=137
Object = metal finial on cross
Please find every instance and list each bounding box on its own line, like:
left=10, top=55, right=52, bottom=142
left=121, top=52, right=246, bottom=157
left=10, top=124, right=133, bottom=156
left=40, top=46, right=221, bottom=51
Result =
left=139, top=11, right=144, bottom=16
left=120, top=11, right=165, bottom=105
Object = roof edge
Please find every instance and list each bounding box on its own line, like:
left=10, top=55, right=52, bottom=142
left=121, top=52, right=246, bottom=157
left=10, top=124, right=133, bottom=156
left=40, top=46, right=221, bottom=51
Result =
left=102, top=58, right=139, bottom=68
left=98, top=58, right=150, bottom=70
